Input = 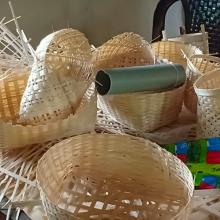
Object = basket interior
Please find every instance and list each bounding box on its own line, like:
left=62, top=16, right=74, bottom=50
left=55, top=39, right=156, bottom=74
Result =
left=37, top=134, right=193, bottom=219
left=195, top=69, right=220, bottom=90
left=151, top=41, right=201, bottom=68
left=189, top=55, right=220, bottom=75
left=0, top=70, right=29, bottom=122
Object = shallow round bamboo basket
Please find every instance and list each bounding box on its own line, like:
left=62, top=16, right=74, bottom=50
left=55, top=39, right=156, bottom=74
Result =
left=92, top=32, right=155, bottom=71
left=151, top=41, right=202, bottom=68
left=194, top=69, right=220, bottom=137
left=36, top=134, right=194, bottom=220
left=98, top=83, right=185, bottom=132
left=0, top=68, right=29, bottom=122
left=0, top=84, right=97, bottom=149
left=184, top=55, right=220, bottom=113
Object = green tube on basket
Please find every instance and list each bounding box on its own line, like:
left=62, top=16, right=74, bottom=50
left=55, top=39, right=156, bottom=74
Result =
left=95, top=63, right=186, bottom=95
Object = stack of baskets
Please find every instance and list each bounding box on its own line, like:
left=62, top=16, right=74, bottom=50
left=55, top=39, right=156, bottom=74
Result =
left=0, top=24, right=195, bottom=220
left=36, top=134, right=194, bottom=220
left=184, top=54, right=220, bottom=113
left=152, top=39, right=220, bottom=140
left=94, top=37, right=202, bottom=133
left=0, top=28, right=97, bottom=149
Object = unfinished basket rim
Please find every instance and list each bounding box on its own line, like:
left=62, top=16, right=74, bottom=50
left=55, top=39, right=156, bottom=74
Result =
left=194, top=69, right=220, bottom=96
left=189, top=54, right=220, bottom=62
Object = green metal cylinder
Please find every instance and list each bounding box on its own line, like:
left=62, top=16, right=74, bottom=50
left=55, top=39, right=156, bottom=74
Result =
left=95, top=64, right=186, bottom=95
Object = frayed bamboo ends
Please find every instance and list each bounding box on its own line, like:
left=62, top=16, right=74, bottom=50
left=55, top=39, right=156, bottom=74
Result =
left=37, top=134, right=194, bottom=220
left=185, top=55, right=220, bottom=113
left=19, top=29, right=94, bottom=125
left=92, top=32, right=155, bottom=70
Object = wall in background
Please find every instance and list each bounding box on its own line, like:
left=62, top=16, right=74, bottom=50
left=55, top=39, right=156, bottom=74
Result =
left=165, top=1, right=184, bottom=38
left=67, top=0, right=159, bottom=46
left=0, top=0, right=183, bottom=48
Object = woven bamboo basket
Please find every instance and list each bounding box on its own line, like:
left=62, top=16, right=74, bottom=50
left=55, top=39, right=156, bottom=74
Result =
left=194, top=69, right=220, bottom=137
left=36, top=134, right=194, bottom=220
left=151, top=41, right=202, bottom=68
left=184, top=54, right=220, bottom=113
left=92, top=32, right=155, bottom=71
left=168, top=29, right=209, bottom=54
left=96, top=109, right=197, bottom=145
left=0, top=68, right=29, bottom=122
left=98, top=83, right=185, bottom=132
left=0, top=84, right=97, bottom=149
left=19, top=28, right=94, bottom=125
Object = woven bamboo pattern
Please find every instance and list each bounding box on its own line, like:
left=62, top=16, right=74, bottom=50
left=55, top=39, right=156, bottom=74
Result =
left=0, top=68, right=29, bottom=122
left=0, top=16, right=33, bottom=122
left=184, top=54, right=220, bottom=113
left=98, top=83, right=185, bottom=133
left=189, top=189, right=220, bottom=220
left=151, top=41, right=202, bottom=68
left=0, top=84, right=97, bottom=149
left=96, top=109, right=197, bottom=145
left=0, top=141, right=56, bottom=219
left=194, top=69, right=220, bottom=137
left=19, top=28, right=94, bottom=125
left=36, top=134, right=194, bottom=220
left=168, top=30, right=209, bottom=54
left=92, top=32, right=155, bottom=70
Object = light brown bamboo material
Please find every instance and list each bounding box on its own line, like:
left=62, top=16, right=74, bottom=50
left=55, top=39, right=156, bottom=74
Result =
left=0, top=68, right=29, bottom=122
left=0, top=16, right=33, bottom=122
left=92, top=32, right=155, bottom=71
left=95, top=109, right=197, bottom=145
left=0, top=140, right=58, bottom=219
left=19, top=28, right=94, bottom=125
left=98, top=83, right=185, bottom=133
left=94, top=39, right=190, bottom=133
left=0, top=84, right=97, bottom=149
left=151, top=41, right=202, bottom=68
left=184, top=54, right=220, bottom=113
left=168, top=25, right=209, bottom=54
left=189, top=189, right=220, bottom=220
left=194, top=69, right=220, bottom=137
left=36, top=133, right=194, bottom=220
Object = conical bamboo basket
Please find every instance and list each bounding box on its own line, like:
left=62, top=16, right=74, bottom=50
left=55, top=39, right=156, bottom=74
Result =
left=184, top=54, right=220, bottom=113
left=92, top=32, right=155, bottom=71
left=19, top=29, right=94, bottom=125
left=37, top=134, right=194, bottom=220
